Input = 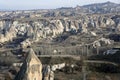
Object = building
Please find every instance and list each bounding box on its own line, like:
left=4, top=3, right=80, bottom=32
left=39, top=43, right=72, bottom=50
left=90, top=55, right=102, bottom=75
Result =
left=104, top=48, right=120, bottom=55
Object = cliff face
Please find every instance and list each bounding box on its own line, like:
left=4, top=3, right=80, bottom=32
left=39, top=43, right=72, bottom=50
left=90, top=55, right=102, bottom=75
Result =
left=0, top=14, right=119, bottom=45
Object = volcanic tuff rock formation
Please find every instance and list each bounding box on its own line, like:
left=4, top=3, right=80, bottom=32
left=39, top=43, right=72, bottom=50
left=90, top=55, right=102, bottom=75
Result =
left=14, top=48, right=42, bottom=80
left=0, top=14, right=119, bottom=46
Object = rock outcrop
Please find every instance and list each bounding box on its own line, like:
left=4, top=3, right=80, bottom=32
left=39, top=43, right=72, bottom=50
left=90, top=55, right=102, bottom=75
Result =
left=14, top=48, right=42, bottom=80
left=0, top=14, right=119, bottom=44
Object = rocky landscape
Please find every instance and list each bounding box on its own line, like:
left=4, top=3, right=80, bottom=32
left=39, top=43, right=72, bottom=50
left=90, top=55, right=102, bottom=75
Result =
left=0, top=13, right=119, bottom=47
left=0, top=1, right=120, bottom=80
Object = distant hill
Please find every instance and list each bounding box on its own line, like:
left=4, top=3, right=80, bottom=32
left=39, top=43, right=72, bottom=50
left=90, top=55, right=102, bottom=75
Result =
left=56, top=1, right=120, bottom=14
left=81, top=1, right=120, bottom=13
left=0, top=1, right=120, bottom=13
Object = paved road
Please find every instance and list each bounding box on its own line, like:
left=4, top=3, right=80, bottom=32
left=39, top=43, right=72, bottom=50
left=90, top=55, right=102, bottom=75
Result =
left=84, top=60, right=119, bottom=66
left=37, top=55, right=81, bottom=60
left=0, top=47, right=119, bottom=66
left=37, top=55, right=119, bottom=66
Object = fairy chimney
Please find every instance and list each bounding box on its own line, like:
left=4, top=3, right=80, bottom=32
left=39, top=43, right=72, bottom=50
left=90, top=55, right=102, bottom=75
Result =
left=14, top=48, right=42, bottom=80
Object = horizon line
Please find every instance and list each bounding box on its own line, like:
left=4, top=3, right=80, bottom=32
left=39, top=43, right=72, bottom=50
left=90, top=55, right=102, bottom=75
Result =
left=0, top=1, right=119, bottom=11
